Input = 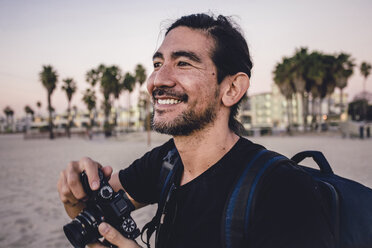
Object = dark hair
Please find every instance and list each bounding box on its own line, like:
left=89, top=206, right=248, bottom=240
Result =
left=166, top=13, right=253, bottom=135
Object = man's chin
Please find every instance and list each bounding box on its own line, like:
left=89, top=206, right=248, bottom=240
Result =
left=152, top=120, right=195, bottom=136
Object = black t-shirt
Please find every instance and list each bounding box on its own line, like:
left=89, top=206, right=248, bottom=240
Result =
left=119, top=137, right=334, bottom=248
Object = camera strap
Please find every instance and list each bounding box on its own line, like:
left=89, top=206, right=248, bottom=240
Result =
left=141, top=148, right=182, bottom=248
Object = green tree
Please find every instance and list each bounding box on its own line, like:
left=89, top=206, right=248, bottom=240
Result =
left=3, top=106, right=14, bottom=132
left=135, top=64, right=147, bottom=86
left=134, top=64, right=149, bottom=133
left=334, top=53, right=354, bottom=114
left=291, top=48, right=314, bottom=130
left=360, top=61, right=371, bottom=94
left=24, top=105, right=35, bottom=121
left=123, top=72, right=136, bottom=131
left=61, top=78, right=77, bottom=138
left=39, top=65, right=58, bottom=139
left=36, top=101, right=42, bottom=118
left=86, top=68, right=101, bottom=87
left=82, top=88, right=97, bottom=139
left=273, top=57, right=296, bottom=133
left=110, top=66, right=123, bottom=127
left=318, top=54, right=337, bottom=123
left=100, top=65, right=121, bottom=136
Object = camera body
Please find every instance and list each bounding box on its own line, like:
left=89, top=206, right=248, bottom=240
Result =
left=63, top=169, right=140, bottom=248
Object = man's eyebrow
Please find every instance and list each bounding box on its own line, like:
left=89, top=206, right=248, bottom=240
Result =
left=152, top=52, right=163, bottom=60
left=172, top=51, right=202, bottom=63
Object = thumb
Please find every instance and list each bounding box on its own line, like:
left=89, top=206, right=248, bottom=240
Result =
left=98, top=222, right=140, bottom=248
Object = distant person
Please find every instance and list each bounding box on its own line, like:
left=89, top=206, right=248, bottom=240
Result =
left=58, top=13, right=334, bottom=248
left=367, top=125, right=370, bottom=138
left=360, top=123, right=365, bottom=139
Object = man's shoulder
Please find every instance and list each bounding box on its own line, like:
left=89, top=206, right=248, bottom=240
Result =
left=235, top=136, right=266, bottom=153
left=144, top=138, right=176, bottom=160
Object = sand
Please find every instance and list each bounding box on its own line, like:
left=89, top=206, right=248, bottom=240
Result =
left=0, top=132, right=371, bottom=247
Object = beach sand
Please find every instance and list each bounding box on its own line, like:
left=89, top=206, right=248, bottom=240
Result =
left=0, top=132, right=371, bottom=247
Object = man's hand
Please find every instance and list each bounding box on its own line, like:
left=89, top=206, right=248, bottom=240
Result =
left=57, top=157, right=113, bottom=218
left=87, top=222, right=142, bottom=248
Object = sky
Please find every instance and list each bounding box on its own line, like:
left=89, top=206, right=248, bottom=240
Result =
left=1, top=0, right=372, bottom=118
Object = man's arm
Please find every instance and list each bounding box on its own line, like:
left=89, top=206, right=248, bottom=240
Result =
left=109, top=172, right=146, bottom=210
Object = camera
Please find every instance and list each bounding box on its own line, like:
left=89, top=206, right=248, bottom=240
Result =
left=63, top=169, right=140, bottom=248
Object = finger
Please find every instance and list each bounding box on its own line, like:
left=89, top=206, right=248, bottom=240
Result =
left=66, top=161, right=87, bottom=200
left=98, top=222, right=140, bottom=248
left=57, top=171, right=78, bottom=204
left=102, top=166, right=113, bottom=180
left=87, top=243, right=106, bottom=248
left=79, top=157, right=102, bottom=191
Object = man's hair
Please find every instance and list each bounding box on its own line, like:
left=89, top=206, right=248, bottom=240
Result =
left=166, top=13, right=253, bottom=135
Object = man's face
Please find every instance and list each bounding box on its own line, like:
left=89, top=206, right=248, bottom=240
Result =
left=147, top=26, right=221, bottom=136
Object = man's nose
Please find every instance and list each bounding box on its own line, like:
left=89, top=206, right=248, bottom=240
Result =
left=152, top=64, right=176, bottom=88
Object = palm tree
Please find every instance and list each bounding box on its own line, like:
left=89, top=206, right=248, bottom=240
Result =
left=61, top=78, right=77, bottom=138
left=109, top=66, right=123, bottom=127
left=135, top=64, right=150, bottom=143
left=319, top=54, right=337, bottom=123
left=360, top=62, right=371, bottom=95
left=273, top=58, right=296, bottom=133
left=100, top=65, right=119, bottom=136
left=360, top=61, right=371, bottom=120
left=82, top=88, right=97, bottom=139
left=86, top=68, right=101, bottom=87
left=24, top=105, right=35, bottom=120
left=36, top=101, right=42, bottom=118
left=39, top=65, right=58, bottom=139
left=123, top=72, right=136, bottom=131
left=3, top=106, right=14, bottom=132
left=100, top=65, right=122, bottom=133
left=135, top=64, right=147, bottom=86
left=334, top=53, right=355, bottom=114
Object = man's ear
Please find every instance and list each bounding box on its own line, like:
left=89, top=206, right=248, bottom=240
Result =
left=221, top=72, right=250, bottom=107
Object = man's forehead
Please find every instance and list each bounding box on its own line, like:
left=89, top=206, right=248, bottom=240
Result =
left=153, top=26, right=214, bottom=59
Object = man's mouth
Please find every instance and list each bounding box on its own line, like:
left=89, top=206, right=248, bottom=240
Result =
left=152, top=88, right=188, bottom=106
left=157, top=98, right=182, bottom=105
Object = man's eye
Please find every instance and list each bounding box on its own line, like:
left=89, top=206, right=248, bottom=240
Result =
left=177, top=61, right=190, bottom=67
left=153, top=62, right=162, bottom=68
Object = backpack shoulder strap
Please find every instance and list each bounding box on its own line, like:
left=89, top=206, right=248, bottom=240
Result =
left=222, top=148, right=290, bottom=248
left=141, top=148, right=180, bottom=248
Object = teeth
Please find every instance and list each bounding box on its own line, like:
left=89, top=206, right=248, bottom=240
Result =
left=158, top=99, right=181, bottom=105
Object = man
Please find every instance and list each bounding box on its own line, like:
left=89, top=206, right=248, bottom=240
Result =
left=58, top=13, right=334, bottom=248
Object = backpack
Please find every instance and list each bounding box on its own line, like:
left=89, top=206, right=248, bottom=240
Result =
left=141, top=148, right=372, bottom=248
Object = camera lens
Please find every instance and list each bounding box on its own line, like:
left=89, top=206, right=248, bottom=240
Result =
left=63, top=220, right=86, bottom=248
left=63, top=209, right=101, bottom=248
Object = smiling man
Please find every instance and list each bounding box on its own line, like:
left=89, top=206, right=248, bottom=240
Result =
left=58, top=13, right=334, bottom=248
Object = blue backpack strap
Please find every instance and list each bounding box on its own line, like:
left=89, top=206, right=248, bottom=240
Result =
left=222, top=149, right=290, bottom=248
left=141, top=148, right=180, bottom=248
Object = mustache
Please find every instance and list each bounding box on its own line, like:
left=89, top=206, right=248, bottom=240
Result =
left=152, top=88, right=188, bottom=102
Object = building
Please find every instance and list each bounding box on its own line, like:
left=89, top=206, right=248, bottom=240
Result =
left=239, top=84, right=348, bottom=134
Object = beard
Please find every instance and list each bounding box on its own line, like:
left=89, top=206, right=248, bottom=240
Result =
left=151, top=88, right=219, bottom=136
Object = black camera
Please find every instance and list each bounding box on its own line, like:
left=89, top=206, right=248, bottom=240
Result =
left=63, top=169, right=140, bottom=248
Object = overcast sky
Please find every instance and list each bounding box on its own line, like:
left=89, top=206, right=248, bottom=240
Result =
left=1, top=0, right=372, bottom=117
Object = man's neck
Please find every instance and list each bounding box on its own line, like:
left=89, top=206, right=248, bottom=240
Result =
left=173, top=123, right=240, bottom=186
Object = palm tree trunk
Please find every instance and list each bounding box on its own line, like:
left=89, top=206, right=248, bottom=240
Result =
left=311, top=96, right=316, bottom=131
left=67, top=101, right=71, bottom=138
left=127, top=94, right=131, bottom=132
left=286, top=97, right=292, bottom=135
left=302, top=93, right=308, bottom=132
left=318, top=98, right=322, bottom=132
left=327, top=96, right=331, bottom=116
left=88, top=110, right=93, bottom=140
left=340, top=88, right=344, bottom=115
left=48, top=93, right=54, bottom=139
